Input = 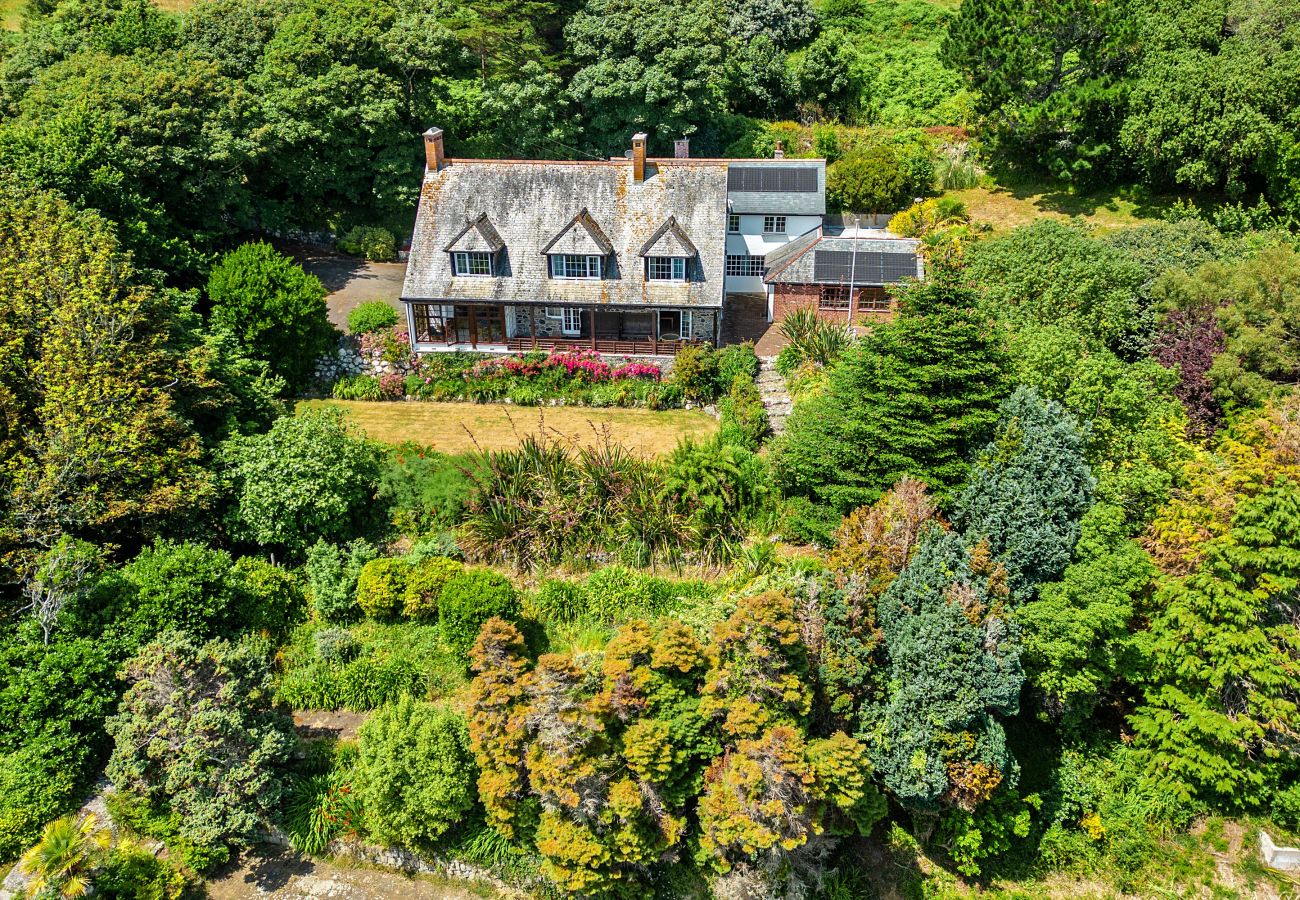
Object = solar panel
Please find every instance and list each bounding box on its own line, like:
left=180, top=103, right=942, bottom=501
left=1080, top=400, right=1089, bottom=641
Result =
left=727, top=166, right=819, bottom=192
left=813, top=250, right=918, bottom=284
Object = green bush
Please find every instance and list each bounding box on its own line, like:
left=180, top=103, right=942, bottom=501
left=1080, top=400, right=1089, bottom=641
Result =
left=377, top=445, right=476, bottom=535
left=526, top=578, right=587, bottom=627
left=346, top=301, right=399, bottom=335
left=0, top=736, right=82, bottom=861
left=354, top=698, right=477, bottom=848
left=355, top=558, right=410, bottom=619
left=827, top=143, right=910, bottom=213
left=104, top=792, right=232, bottom=874
left=718, top=373, right=769, bottom=450
left=96, top=844, right=196, bottom=899
left=778, top=496, right=841, bottom=547
left=313, top=628, right=359, bottom=664
left=233, top=556, right=305, bottom=638
left=304, top=539, right=377, bottom=623
left=437, top=569, right=521, bottom=658
left=402, top=557, right=463, bottom=621
left=332, top=374, right=382, bottom=401
left=337, top=226, right=397, bottom=262
left=716, top=342, right=760, bottom=384
left=670, top=344, right=721, bottom=403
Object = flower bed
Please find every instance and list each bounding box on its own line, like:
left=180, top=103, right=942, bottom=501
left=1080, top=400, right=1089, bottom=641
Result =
left=333, top=350, right=685, bottom=409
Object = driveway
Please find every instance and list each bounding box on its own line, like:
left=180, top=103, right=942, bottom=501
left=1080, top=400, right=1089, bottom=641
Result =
left=290, top=244, right=407, bottom=330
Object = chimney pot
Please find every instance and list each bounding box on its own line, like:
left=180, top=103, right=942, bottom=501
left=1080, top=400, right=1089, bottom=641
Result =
left=631, top=132, right=648, bottom=183
left=424, top=127, right=445, bottom=172
left=774, top=140, right=784, bottom=160
left=674, top=138, right=690, bottom=159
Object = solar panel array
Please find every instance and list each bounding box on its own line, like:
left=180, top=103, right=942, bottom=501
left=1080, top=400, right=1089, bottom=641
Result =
left=813, top=250, right=917, bottom=284
left=727, top=166, right=819, bottom=192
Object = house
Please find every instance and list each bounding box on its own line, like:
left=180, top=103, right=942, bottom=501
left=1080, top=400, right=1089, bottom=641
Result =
left=399, top=128, right=827, bottom=355
left=762, top=222, right=923, bottom=325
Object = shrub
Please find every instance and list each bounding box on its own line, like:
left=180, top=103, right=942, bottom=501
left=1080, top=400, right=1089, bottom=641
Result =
left=716, top=342, right=760, bottom=383
left=105, top=633, right=295, bottom=872
left=223, top=407, right=383, bottom=558
left=438, top=569, right=521, bottom=658
left=526, top=578, right=588, bottom=627
left=96, top=844, right=195, bottom=899
left=281, top=767, right=362, bottom=856
left=779, top=309, right=855, bottom=367
left=332, top=375, right=382, bottom=401
left=718, top=374, right=769, bottom=450
left=355, top=558, right=410, bottom=619
left=234, top=556, right=305, bottom=638
left=402, top=557, right=464, bottom=621
left=207, top=241, right=335, bottom=387
left=347, top=301, right=399, bottom=335
left=377, top=445, right=476, bottom=535
left=314, top=628, right=360, bottom=664
left=827, top=144, right=908, bottom=213
left=0, top=736, right=82, bottom=862
left=354, top=698, right=477, bottom=848
left=304, top=539, right=377, bottom=623
left=337, top=226, right=397, bottom=262
left=670, top=344, right=721, bottom=402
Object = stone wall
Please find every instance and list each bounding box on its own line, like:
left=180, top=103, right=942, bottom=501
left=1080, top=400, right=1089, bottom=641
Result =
left=313, top=333, right=416, bottom=383
left=511, top=307, right=719, bottom=342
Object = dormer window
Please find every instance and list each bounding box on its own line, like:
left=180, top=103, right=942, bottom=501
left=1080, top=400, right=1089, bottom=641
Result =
left=639, top=216, right=698, bottom=285
left=453, top=251, right=493, bottom=276
left=647, top=257, right=687, bottom=282
left=549, top=254, right=604, bottom=279
left=444, top=213, right=505, bottom=277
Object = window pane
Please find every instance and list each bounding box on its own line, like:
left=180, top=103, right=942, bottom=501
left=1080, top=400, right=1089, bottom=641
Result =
left=672, top=258, right=685, bottom=280
left=728, top=214, right=740, bottom=233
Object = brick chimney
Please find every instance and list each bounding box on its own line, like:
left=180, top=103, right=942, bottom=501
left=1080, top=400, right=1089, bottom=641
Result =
left=631, top=132, right=648, bottom=182
left=774, top=140, right=784, bottom=160
left=424, top=127, right=445, bottom=172
left=674, top=138, right=690, bottom=159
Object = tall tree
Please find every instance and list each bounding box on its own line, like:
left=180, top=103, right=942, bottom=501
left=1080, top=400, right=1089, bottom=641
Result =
left=0, top=182, right=211, bottom=567
left=774, top=266, right=1009, bottom=512
left=956, top=386, right=1095, bottom=601
left=564, top=0, right=730, bottom=153
left=1131, top=480, right=1300, bottom=808
left=872, top=529, right=1023, bottom=813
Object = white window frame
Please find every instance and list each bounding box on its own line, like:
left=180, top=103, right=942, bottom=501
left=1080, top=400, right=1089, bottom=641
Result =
left=762, top=215, right=786, bottom=234
left=646, top=256, right=687, bottom=282
left=452, top=251, right=493, bottom=276
left=549, top=254, right=603, bottom=280
left=657, top=309, right=692, bottom=340
left=561, top=308, right=582, bottom=336
left=725, top=255, right=766, bottom=277
left=544, top=307, right=564, bottom=319
left=727, top=213, right=741, bottom=233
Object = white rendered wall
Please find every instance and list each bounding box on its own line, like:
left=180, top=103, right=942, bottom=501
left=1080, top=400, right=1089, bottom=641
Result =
left=723, top=214, right=822, bottom=294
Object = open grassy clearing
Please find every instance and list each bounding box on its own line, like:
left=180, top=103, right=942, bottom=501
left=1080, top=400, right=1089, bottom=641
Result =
left=950, top=175, right=1181, bottom=234
left=305, top=399, right=719, bottom=455
left=2, top=0, right=190, bottom=27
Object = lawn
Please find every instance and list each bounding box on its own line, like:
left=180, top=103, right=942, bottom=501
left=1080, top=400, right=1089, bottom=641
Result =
left=3, top=0, right=190, bottom=26
left=305, top=399, right=719, bottom=455
left=951, top=175, right=1181, bottom=234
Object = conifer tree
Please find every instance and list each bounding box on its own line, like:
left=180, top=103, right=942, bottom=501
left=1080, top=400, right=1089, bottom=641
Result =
left=1131, top=480, right=1300, bottom=808
left=467, top=618, right=533, bottom=839
left=873, top=529, right=1023, bottom=812
left=774, top=267, right=1010, bottom=512
left=956, top=386, right=1095, bottom=602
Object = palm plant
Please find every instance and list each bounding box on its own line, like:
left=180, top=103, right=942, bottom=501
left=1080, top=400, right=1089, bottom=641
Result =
left=19, top=814, right=111, bottom=899
left=780, top=308, right=856, bottom=367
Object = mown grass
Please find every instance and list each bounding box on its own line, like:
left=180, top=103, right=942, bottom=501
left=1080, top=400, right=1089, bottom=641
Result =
left=950, top=175, right=1183, bottom=234
left=2, top=0, right=190, bottom=27
left=303, top=399, right=719, bottom=456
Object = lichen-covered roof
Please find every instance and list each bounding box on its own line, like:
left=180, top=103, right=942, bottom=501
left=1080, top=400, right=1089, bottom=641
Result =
left=540, top=208, right=615, bottom=256
left=638, top=216, right=698, bottom=258
left=443, top=213, right=506, bottom=253
left=403, top=159, right=729, bottom=309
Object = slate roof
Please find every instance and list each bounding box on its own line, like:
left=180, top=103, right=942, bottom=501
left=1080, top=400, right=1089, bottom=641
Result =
left=443, top=213, right=505, bottom=253
left=402, top=159, right=730, bottom=309
left=540, top=208, right=615, bottom=256
left=638, top=215, right=698, bottom=258
left=764, top=225, right=922, bottom=285
left=727, top=160, right=826, bottom=216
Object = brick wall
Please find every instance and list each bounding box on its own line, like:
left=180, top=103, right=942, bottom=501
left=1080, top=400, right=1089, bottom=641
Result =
left=772, top=283, right=895, bottom=326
